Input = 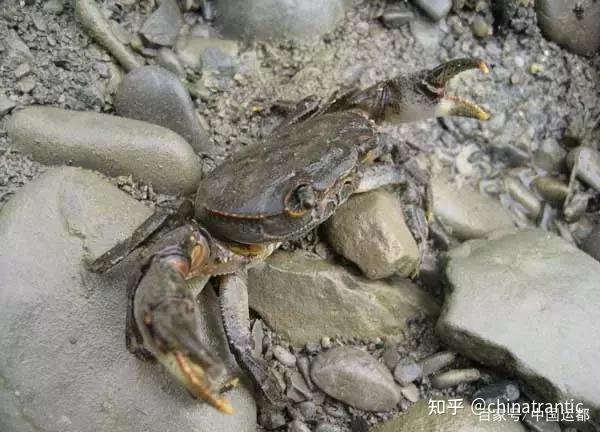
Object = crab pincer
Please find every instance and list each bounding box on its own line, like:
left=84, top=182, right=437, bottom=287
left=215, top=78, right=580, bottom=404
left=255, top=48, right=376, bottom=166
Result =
left=131, top=229, right=236, bottom=414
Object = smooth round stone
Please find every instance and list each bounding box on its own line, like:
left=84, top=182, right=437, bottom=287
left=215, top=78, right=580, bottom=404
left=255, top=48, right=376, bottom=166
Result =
left=4, top=106, right=202, bottom=195
left=0, top=167, right=256, bottom=432
left=536, top=0, right=600, bottom=57
left=310, top=347, right=401, bottom=411
left=216, top=0, right=348, bottom=42
left=393, top=359, right=423, bottom=386
left=115, top=66, right=211, bottom=155
left=272, top=345, right=297, bottom=367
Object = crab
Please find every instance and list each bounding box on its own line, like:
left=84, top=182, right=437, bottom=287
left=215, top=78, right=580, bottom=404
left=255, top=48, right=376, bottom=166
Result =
left=90, top=58, right=490, bottom=414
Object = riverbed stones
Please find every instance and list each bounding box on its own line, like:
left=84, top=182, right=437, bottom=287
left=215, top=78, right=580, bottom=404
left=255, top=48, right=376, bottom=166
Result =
left=140, top=0, right=183, bottom=47
left=536, top=0, right=600, bottom=57
left=368, top=398, right=527, bottom=431
left=431, top=174, right=514, bottom=240
left=0, top=167, right=256, bottom=432
left=216, top=0, right=348, bottom=42
left=438, top=228, right=600, bottom=429
left=310, top=347, right=400, bottom=411
left=324, top=190, right=420, bottom=279
left=247, top=250, right=439, bottom=345
left=581, top=225, right=600, bottom=262
left=114, top=66, right=211, bottom=154
left=3, top=106, right=202, bottom=195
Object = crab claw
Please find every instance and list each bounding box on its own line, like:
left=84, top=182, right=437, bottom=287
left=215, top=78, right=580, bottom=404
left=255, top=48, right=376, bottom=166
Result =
left=421, top=58, right=491, bottom=121
left=134, top=246, right=235, bottom=414
left=330, top=57, right=491, bottom=123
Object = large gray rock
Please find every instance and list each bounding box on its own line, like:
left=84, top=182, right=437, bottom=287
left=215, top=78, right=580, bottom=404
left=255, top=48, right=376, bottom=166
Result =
left=248, top=250, right=439, bottom=345
left=115, top=66, right=212, bottom=155
left=0, top=167, right=256, bottom=432
left=437, top=229, right=600, bottom=430
left=216, top=0, right=348, bottom=42
left=4, top=106, right=202, bottom=195
left=431, top=174, right=514, bottom=240
left=324, top=190, right=420, bottom=280
left=310, top=347, right=400, bottom=411
left=536, top=0, right=600, bottom=57
left=369, top=398, right=526, bottom=431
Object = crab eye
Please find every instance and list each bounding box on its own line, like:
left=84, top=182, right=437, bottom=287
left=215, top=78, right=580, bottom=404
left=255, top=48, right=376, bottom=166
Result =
left=284, top=183, right=316, bottom=217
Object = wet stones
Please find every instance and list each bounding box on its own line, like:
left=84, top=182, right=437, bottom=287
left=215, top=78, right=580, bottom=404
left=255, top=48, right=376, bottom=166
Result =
left=247, top=250, right=438, bottom=345
left=310, top=347, right=401, bottom=411
left=140, top=0, right=183, bottom=47
left=438, top=228, right=600, bottom=426
left=324, top=190, right=420, bottom=280
left=114, top=65, right=211, bottom=154
left=581, top=225, right=600, bottom=262
left=431, top=174, right=514, bottom=240
left=4, top=106, right=202, bottom=195
left=0, top=167, right=256, bottom=432
left=0, top=93, right=17, bottom=118
left=536, top=0, right=600, bottom=57
left=216, top=0, right=348, bottom=42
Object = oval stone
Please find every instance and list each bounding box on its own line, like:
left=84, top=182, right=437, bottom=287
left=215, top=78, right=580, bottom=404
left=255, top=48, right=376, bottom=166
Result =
left=4, top=106, right=202, bottom=195
left=310, top=347, right=400, bottom=411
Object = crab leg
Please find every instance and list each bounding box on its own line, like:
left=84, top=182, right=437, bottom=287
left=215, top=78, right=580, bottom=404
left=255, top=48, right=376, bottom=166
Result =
left=130, top=226, right=236, bottom=413
left=219, top=273, right=287, bottom=408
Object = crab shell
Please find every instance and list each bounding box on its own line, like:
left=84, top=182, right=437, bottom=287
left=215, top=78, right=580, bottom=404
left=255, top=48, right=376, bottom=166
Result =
left=195, top=111, right=376, bottom=244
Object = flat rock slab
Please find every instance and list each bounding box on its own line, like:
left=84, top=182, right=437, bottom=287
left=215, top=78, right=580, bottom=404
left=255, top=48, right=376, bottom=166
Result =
left=310, top=347, right=400, bottom=411
left=0, top=167, right=255, bottom=432
left=324, top=190, right=420, bottom=280
left=437, top=229, right=600, bottom=429
left=248, top=250, right=439, bottom=346
left=4, top=106, right=202, bottom=195
left=115, top=66, right=211, bottom=155
left=369, top=398, right=526, bottom=431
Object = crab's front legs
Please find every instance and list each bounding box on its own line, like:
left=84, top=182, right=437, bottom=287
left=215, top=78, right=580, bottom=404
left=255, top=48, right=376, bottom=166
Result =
left=128, top=226, right=236, bottom=413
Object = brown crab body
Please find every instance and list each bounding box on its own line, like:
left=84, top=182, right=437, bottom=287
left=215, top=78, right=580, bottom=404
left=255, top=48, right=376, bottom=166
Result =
left=195, top=111, right=375, bottom=244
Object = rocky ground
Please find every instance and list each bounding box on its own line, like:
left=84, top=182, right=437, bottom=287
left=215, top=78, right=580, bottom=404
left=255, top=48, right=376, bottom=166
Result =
left=1, top=1, right=600, bottom=432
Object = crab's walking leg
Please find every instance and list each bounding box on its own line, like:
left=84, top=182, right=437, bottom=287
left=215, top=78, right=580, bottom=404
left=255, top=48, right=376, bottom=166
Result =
left=130, top=226, right=236, bottom=414
left=219, top=273, right=287, bottom=408
left=355, top=165, right=408, bottom=193
left=89, top=210, right=173, bottom=273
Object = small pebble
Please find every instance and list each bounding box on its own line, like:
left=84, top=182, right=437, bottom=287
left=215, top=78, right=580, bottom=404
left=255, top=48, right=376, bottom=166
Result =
left=273, top=345, right=297, bottom=367
left=393, top=359, right=423, bottom=386
left=472, top=381, right=520, bottom=405
left=297, top=356, right=315, bottom=390
left=431, top=368, right=481, bottom=389
left=382, top=4, right=414, bottom=28
left=295, top=401, right=317, bottom=421
left=532, top=176, right=568, bottom=206
left=288, top=420, right=311, bottom=432
left=14, top=63, right=31, bottom=79
left=418, top=351, right=456, bottom=376
left=471, top=16, right=492, bottom=38
left=305, top=341, right=320, bottom=354
left=382, top=346, right=401, bottom=370
left=321, top=336, right=333, bottom=349
left=400, top=383, right=420, bottom=403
